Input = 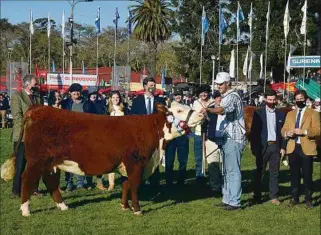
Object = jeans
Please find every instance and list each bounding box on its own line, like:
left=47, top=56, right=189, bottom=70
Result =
left=194, top=135, right=205, bottom=177
left=221, top=139, right=244, bottom=207
left=165, top=135, right=189, bottom=184
left=65, top=173, right=92, bottom=189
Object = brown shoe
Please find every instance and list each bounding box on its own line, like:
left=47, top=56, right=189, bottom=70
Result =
left=271, top=199, right=281, bottom=206
left=107, top=184, right=115, bottom=191
left=96, top=184, right=107, bottom=191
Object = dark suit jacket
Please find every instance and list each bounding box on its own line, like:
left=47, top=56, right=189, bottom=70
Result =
left=250, top=106, right=286, bottom=157
left=130, top=95, right=166, bottom=115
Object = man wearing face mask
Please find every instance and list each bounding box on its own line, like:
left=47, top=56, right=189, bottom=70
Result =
left=130, top=77, right=166, bottom=187
left=11, top=74, right=42, bottom=197
left=250, top=90, right=286, bottom=205
left=282, top=90, right=320, bottom=208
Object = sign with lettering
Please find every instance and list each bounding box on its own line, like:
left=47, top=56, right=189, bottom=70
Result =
left=46, top=73, right=98, bottom=86
left=289, top=56, right=320, bottom=68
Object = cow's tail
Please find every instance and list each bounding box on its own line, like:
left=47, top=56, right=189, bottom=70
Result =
left=0, top=115, right=28, bottom=182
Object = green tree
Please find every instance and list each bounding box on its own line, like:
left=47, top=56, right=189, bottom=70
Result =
left=131, top=0, right=173, bottom=76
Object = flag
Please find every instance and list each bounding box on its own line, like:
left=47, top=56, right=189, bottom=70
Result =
left=248, top=52, right=256, bottom=74
left=243, top=47, right=249, bottom=76
left=266, top=1, right=270, bottom=41
left=300, top=0, right=307, bottom=35
left=180, top=74, right=184, bottom=82
left=229, top=49, right=235, bottom=78
left=29, top=9, right=34, bottom=35
left=286, top=44, right=296, bottom=73
left=259, top=53, right=264, bottom=79
left=52, top=60, right=56, bottom=72
left=113, top=7, right=120, bottom=32
left=219, top=7, right=227, bottom=44
left=82, top=60, right=85, bottom=74
left=35, top=63, right=40, bottom=77
left=201, top=6, right=209, bottom=46
left=283, top=0, right=290, bottom=39
left=62, top=10, right=65, bottom=38
left=237, top=1, right=245, bottom=40
left=128, top=9, right=132, bottom=36
left=47, top=13, right=51, bottom=38
left=161, top=65, right=165, bottom=89
left=248, top=3, right=253, bottom=40
left=95, top=7, right=100, bottom=34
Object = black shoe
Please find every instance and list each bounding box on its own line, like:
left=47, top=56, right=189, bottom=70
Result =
left=305, top=201, right=314, bottom=209
left=224, top=205, right=241, bottom=211
left=215, top=202, right=228, bottom=208
left=289, top=199, right=299, bottom=207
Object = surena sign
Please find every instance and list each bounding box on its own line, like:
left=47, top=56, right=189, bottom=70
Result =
left=289, top=56, right=320, bottom=68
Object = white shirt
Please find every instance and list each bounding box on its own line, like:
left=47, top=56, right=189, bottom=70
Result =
left=295, top=106, right=307, bottom=144
left=266, top=106, right=276, bottom=141
left=144, top=94, right=154, bottom=114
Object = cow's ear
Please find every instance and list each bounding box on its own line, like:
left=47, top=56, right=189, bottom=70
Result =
left=155, top=102, right=167, bottom=113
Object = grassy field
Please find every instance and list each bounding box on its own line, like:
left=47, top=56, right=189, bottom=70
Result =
left=0, top=128, right=320, bottom=235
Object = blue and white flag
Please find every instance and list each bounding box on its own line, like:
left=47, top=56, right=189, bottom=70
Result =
left=113, top=7, right=120, bottom=32
left=161, top=65, right=166, bottom=89
left=82, top=60, right=85, bottom=74
left=201, top=6, right=209, bottom=46
left=219, top=7, right=227, bottom=44
left=95, top=7, right=100, bottom=34
left=47, top=12, right=51, bottom=38
left=62, top=10, right=65, bottom=38
left=300, top=0, right=307, bottom=35
left=266, top=1, right=271, bottom=41
left=237, top=2, right=245, bottom=40
left=128, top=9, right=132, bottom=36
left=52, top=60, right=56, bottom=72
left=29, top=9, right=34, bottom=35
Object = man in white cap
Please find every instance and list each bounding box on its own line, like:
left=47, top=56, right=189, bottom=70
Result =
left=313, top=98, right=321, bottom=112
left=201, top=72, right=246, bottom=210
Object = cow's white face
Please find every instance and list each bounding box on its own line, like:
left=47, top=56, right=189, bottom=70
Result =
left=169, top=102, right=204, bottom=128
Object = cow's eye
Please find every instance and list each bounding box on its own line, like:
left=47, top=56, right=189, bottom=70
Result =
left=177, top=110, right=182, bottom=113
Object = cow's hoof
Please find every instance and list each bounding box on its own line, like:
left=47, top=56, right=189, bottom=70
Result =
left=20, top=200, right=31, bottom=217
left=56, top=202, right=69, bottom=211
left=133, top=210, right=143, bottom=215
left=120, top=203, right=131, bottom=211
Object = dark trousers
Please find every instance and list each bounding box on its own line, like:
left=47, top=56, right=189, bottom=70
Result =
left=289, top=144, right=313, bottom=202
left=12, top=142, right=26, bottom=196
left=254, top=143, right=280, bottom=199
left=165, top=135, right=189, bottom=185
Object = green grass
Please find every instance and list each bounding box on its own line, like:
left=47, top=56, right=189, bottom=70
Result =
left=0, top=128, right=320, bottom=235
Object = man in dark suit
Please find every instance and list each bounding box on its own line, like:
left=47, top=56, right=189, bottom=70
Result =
left=130, top=77, right=166, bottom=187
left=250, top=90, right=286, bottom=205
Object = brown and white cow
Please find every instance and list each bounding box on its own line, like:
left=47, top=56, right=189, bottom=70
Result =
left=2, top=102, right=203, bottom=216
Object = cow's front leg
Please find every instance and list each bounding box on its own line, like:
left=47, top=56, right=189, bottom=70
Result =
left=129, top=166, right=144, bottom=215
left=120, top=176, right=130, bottom=210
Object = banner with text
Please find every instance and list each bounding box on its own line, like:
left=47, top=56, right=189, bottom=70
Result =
left=47, top=73, right=98, bottom=86
left=289, top=56, right=320, bottom=68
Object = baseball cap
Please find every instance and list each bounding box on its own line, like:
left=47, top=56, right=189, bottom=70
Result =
left=215, top=72, right=230, bottom=84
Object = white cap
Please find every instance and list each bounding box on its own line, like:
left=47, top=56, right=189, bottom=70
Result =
left=315, top=98, right=321, bottom=102
left=215, top=72, right=230, bottom=84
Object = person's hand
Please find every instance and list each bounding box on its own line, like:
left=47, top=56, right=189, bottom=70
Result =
left=200, top=107, right=207, bottom=114
left=294, top=128, right=306, bottom=136
left=280, top=149, right=285, bottom=157
left=286, top=130, right=295, bottom=137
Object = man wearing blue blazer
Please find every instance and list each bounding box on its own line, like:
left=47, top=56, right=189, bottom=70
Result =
left=130, top=77, right=166, bottom=187
left=250, top=90, right=286, bottom=205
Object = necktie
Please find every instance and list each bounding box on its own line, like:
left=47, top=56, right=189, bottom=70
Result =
left=295, top=109, right=302, bottom=142
left=147, top=97, right=152, bottom=114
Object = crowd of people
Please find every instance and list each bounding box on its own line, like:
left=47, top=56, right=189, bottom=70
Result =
left=2, top=72, right=320, bottom=210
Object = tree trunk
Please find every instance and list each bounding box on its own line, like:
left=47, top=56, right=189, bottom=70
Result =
left=151, top=42, right=158, bottom=77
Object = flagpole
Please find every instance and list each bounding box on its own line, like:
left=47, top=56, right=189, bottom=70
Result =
left=113, top=20, right=117, bottom=89
left=200, top=6, right=204, bottom=85
left=48, top=13, right=51, bottom=73
left=62, top=37, right=65, bottom=77
left=127, top=33, right=130, bottom=95
left=249, top=3, right=252, bottom=100
left=283, top=38, right=287, bottom=98
left=303, top=29, right=307, bottom=84
left=96, top=34, right=99, bottom=76
left=29, top=31, right=32, bottom=74
left=264, top=1, right=270, bottom=93
left=218, top=3, right=221, bottom=73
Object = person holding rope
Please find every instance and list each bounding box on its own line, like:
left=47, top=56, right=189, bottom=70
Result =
left=201, top=72, right=246, bottom=210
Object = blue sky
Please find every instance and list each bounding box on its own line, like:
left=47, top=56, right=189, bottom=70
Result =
left=1, top=0, right=134, bottom=28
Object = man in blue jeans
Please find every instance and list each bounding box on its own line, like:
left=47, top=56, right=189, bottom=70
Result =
left=165, top=90, right=189, bottom=186
left=202, top=72, right=246, bottom=210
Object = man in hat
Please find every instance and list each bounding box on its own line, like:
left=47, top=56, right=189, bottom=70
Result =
left=192, top=84, right=214, bottom=185
left=61, top=83, right=95, bottom=191
left=201, top=72, right=246, bottom=210
left=11, top=74, right=42, bottom=197
left=164, top=89, right=190, bottom=186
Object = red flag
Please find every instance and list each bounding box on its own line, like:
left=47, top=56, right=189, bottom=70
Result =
left=142, top=66, right=147, bottom=75
left=35, top=63, right=40, bottom=77
left=180, top=74, right=184, bottom=82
